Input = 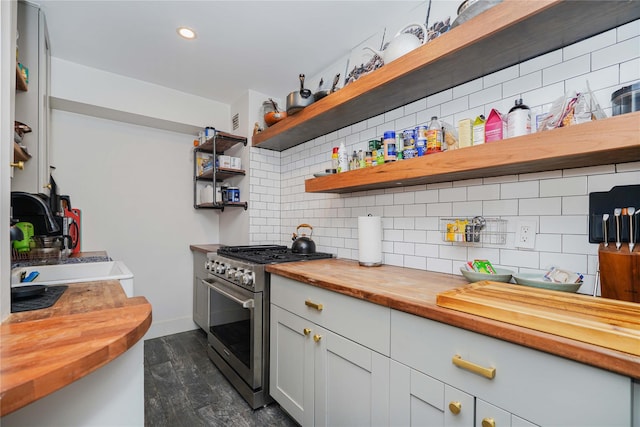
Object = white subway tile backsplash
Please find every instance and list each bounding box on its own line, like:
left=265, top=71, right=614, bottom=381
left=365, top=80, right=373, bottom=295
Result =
left=534, top=233, right=562, bottom=253
left=404, top=204, right=426, bottom=217
left=540, top=215, right=587, bottom=234
left=468, top=84, right=503, bottom=109
left=519, top=197, right=561, bottom=216
left=483, top=65, right=519, bottom=88
left=503, top=71, right=543, bottom=98
left=439, top=187, right=467, bottom=202
left=501, top=181, right=539, bottom=199
left=592, top=37, right=640, bottom=71
left=500, top=249, right=539, bottom=269
left=414, top=189, right=439, bottom=203
left=466, top=184, right=500, bottom=201
left=452, top=201, right=483, bottom=217
left=563, top=164, right=616, bottom=177
left=251, top=25, right=639, bottom=276
left=618, top=19, right=640, bottom=41
left=587, top=170, right=640, bottom=192
left=427, top=89, right=453, bottom=107
left=563, top=29, right=616, bottom=60
left=563, top=234, right=597, bottom=255
left=483, top=199, right=518, bottom=216
left=543, top=55, right=590, bottom=85
left=562, top=195, right=589, bottom=215
left=442, top=96, right=470, bottom=117
left=426, top=203, right=452, bottom=217
left=427, top=257, right=453, bottom=274
left=539, top=252, right=587, bottom=274
left=620, top=57, right=640, bottom=84
left=520, top=50, right=563, bottom=75
left=616, top=161, right=640, bottom=173
left=540, top=176, right=587, bottom=197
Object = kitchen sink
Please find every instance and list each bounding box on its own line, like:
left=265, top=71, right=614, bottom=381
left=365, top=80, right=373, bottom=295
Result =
left=10, top=261, right=134, bottom=297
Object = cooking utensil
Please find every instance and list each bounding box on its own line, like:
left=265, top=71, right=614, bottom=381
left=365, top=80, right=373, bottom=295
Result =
left=264, top=98, right=287, bottom=126
left=286, top=74, right=314, bottom=115
left=614, top=208, right=622, bottom=250
left=314, top=73, right=341, bottom=101
left=628, top=207, right=636, bottom=251
left=291, top=223, right=316, bottom=254
left=602, top=213, right=609, bottom=247
left=451, top=0, right=503, bottom=29
left=364, top=23, right=427, bottom=64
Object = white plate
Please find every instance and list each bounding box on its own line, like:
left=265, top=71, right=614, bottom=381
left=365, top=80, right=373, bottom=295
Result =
left=313, top=172, right=332, bottom=178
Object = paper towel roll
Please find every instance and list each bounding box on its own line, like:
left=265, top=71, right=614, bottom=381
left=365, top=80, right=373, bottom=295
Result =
left=358, top=215, right=382, bottom=267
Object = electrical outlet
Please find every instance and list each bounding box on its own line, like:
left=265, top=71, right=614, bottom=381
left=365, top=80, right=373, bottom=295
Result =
left=515, top=220, right=537, bottom=249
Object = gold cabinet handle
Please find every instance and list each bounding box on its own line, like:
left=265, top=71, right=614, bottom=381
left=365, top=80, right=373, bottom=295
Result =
left=452, top=354, right=496, bottom=379
left=482, top=418, right=496, bottom=427
left=303, top=328, right=311, bottom=336
left=305, top=300, right=323, bottom=311
left=43, top=183, right=52, bottom=189
left=313, top=334, right=322, bottom=342
left=10, top=161, right=24, bottom=170
left=449, top=401, right=462, bottom=415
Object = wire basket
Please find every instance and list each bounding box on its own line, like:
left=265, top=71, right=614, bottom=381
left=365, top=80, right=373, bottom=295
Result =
left=440, top=216, right=507, bottom=245
left=11, top=247, right=65, bottom=266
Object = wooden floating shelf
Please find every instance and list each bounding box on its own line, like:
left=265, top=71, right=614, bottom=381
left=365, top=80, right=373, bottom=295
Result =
left=305, top=113, right=640, bottom=194
left=252, top=0, right=640, bottom=152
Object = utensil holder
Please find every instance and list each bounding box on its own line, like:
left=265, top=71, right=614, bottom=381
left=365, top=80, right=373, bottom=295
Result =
left=598, top=244, right=640, bottom=302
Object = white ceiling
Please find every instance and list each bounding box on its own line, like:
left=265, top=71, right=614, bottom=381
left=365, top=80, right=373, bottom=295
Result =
left=37, top=0, right=430, bottom=105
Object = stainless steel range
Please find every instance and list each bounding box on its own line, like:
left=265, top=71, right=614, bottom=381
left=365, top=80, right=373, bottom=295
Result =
left=204, top=245, right=333, bottom=409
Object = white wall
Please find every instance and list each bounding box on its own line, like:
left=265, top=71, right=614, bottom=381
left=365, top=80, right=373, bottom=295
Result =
left=250, top=20, right=640, bottom=297
left=49, top=59, right=231, bottom=338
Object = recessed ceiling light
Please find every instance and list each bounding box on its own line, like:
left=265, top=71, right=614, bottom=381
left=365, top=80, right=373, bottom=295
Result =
left=177, top=27, right=196, bottom=40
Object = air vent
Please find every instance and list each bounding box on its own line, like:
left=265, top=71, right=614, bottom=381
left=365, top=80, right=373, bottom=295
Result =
left=232, top=113, right=239, bottom=130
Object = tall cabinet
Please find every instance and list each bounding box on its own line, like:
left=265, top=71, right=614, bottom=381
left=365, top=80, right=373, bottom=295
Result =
left=193, top=129, right=247, bottom=211
left=12, top=0, right=50, bottom=194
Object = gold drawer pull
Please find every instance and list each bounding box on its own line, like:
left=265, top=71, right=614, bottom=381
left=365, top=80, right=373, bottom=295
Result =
left=303, top=328, right=311, bottom=336
left=313, top=334, right=322, bottom=342
left=452, top=354, right=496, bottom=379
left=305, top=300, right=323, bottom=311
left=482, top=418, right=496, bottom=427
left=449, top=401, right=462, bottom=415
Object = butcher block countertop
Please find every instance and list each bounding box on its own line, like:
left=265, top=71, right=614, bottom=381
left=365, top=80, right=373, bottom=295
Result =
left=266, top=258, right=640, bottom=380
left=0, top=281, right=152, bottom=416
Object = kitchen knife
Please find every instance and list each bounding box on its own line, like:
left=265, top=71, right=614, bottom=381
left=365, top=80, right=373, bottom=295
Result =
left=629, top=207, right=636, bottom=251
left=602, top=213, right=609, bottom=247
left=614, top=208, right=622, bottom=250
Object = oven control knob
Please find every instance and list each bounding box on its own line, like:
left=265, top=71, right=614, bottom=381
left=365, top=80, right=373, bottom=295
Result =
left=235, top=270, right=244, bottom=281
left=205, top=261, right=211, bottom=270
left=227, top=268, right=236, bottom=279
left=216, top=263, right=226, bottom=274
left=242, top=273, right=254, bottom=287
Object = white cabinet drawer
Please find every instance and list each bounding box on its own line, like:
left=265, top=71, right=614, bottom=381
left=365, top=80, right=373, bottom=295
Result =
left=391, top=309, right=632, bottom=427
left=271, top=275, right=390, bottom=356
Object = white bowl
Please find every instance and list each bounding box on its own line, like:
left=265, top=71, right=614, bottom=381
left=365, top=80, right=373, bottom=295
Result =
left=459, top=267, right=513, bottom=283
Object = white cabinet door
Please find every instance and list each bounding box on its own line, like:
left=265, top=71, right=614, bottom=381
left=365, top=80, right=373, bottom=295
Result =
left=315, top=328, right=389, bottom=427
left=390, top=360, right=474, bottom=427
left=270, top=305, right=314, bottom=426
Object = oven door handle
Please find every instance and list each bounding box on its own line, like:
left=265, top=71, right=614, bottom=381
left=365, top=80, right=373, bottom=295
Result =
left=203, top=279, right=255, bottom=309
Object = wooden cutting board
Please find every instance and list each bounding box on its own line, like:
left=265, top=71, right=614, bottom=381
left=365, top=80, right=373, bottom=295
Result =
left=436, top=281, right=640, bottom=356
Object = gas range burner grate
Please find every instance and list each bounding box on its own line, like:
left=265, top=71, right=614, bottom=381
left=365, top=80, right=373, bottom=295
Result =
left=11, top=285, right=68, bottom=313
left=217, top=245, right=333, bottom=264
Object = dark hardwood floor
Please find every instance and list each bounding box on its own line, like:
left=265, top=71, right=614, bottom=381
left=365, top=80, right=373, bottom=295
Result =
left=144, top=329, right=298, bottom=427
